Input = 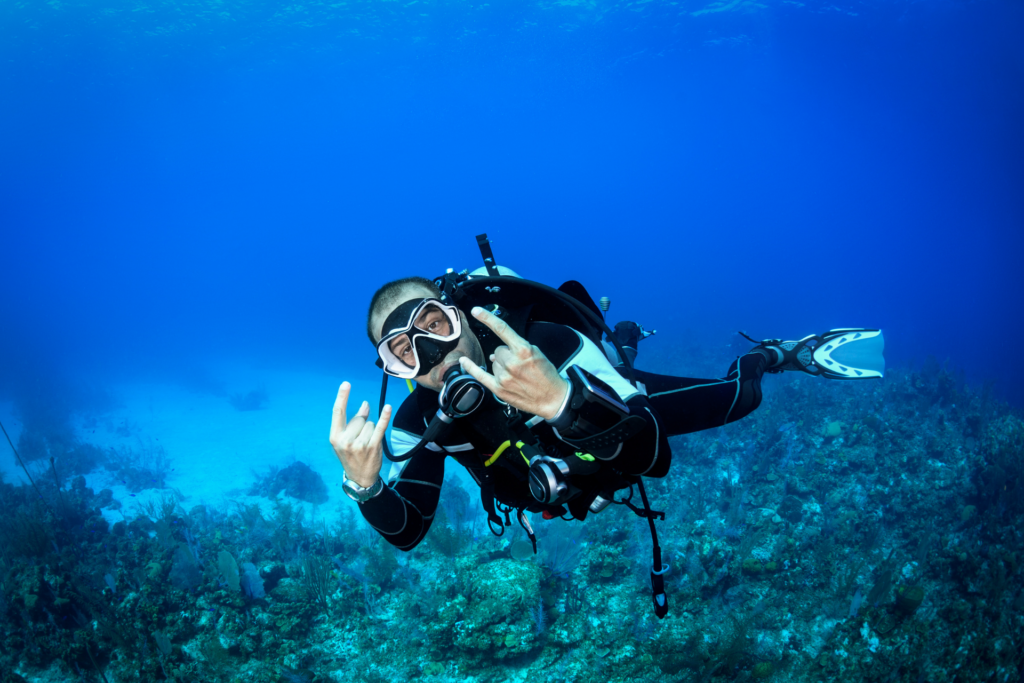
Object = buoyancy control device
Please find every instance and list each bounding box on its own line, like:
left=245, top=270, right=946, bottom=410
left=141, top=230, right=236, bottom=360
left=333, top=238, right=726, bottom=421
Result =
left=374, top=233, right=670, bottom=618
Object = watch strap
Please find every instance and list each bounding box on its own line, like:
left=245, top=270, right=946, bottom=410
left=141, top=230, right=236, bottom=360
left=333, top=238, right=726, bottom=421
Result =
left=343, top=474, right=384, bottom=503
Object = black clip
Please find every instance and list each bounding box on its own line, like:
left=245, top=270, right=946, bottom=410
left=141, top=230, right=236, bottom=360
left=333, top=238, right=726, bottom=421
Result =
left=650, top=563, right=670, bottom=618
left=496, top=502, right=514, bottom=527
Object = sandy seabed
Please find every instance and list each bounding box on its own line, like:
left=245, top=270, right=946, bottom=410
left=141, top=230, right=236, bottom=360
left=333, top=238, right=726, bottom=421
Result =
left=0, top=367, right=391, bottom=529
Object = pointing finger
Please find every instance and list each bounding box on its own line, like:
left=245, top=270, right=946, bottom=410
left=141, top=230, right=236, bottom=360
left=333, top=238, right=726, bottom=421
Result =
left=470, top=306, right=527, bottom=351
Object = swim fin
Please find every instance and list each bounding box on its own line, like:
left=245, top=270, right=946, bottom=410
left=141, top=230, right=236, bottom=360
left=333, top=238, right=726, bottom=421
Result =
left=746, top=328, right=885, bottom=380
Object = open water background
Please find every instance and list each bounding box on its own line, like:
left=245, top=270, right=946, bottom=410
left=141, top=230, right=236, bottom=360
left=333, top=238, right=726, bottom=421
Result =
left=1, top=0, right=1023, bottom=402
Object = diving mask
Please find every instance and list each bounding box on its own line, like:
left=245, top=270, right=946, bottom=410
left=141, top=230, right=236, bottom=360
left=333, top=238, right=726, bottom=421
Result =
left=376, top=298, right=463, bottom=379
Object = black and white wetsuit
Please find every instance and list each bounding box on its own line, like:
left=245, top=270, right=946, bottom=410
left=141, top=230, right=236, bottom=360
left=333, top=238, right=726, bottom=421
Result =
left=357, top=321, right=768, bottom=551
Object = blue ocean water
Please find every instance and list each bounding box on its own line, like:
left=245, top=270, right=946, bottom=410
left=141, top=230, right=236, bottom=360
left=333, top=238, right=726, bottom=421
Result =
left=2, top=0, right=1022, bottom=399
left=1, top=1, right=1023, bottom=682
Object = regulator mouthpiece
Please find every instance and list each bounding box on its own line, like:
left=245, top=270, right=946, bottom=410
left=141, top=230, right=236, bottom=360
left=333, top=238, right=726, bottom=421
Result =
left=439, top=365, right=485, bottom=419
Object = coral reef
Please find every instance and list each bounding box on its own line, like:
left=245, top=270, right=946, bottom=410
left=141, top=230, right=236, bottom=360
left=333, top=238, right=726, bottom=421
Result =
left=249, top=462, right=329, bottom=505
left=2, top=359, right=1023, bottom=682
left=107, top=439, right=173, bottom=492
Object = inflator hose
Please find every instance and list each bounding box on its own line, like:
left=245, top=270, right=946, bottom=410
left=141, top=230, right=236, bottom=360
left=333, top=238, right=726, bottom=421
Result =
left=378, top=372, right=457, bottom=463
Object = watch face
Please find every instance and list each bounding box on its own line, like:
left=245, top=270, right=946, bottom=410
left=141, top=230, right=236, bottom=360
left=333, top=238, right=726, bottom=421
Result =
left=344, top=477, right=380, bottom=503
left=343, top=478, right=366, bottom=502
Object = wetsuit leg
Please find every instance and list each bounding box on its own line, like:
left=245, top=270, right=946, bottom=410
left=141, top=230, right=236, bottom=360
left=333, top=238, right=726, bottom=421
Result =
left=634, top=352, right=769, bottom=437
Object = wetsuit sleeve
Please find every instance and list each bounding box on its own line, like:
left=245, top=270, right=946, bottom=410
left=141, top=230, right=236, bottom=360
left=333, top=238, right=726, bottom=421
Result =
left=549, top=329, right=672, bottom=479
left=617, top=393, right=672, bottom=478
left=356, top=397, right=445, bottom=551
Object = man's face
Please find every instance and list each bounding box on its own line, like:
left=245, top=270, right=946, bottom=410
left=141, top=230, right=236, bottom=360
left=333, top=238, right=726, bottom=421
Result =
left=373, top=287, right=485, bottom=392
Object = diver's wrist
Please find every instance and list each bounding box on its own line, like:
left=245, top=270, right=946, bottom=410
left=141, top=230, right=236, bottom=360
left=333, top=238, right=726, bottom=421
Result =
left=543, top=378, right=573, bottom=423
left=351, top=475, right=378, bottom=488
left=344, top=464, right=382, bottom=489
left=343, top=472, right=384, bottom=503
left=356, top=470, right=381, bottom=488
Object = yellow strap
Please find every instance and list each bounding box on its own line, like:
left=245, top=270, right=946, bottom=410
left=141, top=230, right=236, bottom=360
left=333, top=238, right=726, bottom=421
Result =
left=484, top=441, right=512, bottom=467
left=406, top=379, right=415, bottom=394
left=485, top=440, right=531, bottom=467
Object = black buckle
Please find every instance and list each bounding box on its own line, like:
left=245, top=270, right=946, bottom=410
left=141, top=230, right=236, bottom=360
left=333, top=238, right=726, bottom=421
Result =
left=497, top=502, right=514, bottom=528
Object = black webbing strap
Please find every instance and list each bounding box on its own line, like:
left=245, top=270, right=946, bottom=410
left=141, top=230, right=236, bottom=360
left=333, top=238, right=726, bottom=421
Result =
left=636, top=479, right=670, bottom=618
left=480, top=473, right=507, bottom=536
left=476, top=233, right=501, bottom=277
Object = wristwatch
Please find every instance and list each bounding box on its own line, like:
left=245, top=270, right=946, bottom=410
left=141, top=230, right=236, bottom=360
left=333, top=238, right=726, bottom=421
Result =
left=342, top=473, right=384, bottom=504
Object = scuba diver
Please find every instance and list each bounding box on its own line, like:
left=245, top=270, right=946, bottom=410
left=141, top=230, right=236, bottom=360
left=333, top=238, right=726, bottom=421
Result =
left=328, top=235, right=884, bottom=617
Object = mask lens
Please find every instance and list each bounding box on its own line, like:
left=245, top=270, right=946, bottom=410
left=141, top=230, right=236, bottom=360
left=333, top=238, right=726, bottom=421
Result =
left=414, top=304, right=453, bottom=337
left=388, top=334, right=416, bottom=370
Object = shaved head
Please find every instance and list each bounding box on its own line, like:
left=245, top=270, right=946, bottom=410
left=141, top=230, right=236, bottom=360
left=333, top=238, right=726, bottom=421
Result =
left=366, top=276, right=442, bottom=343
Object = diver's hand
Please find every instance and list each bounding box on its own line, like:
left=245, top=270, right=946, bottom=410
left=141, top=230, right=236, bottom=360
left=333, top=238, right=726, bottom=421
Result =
left=459, top=306, right=569, bottom=420
left=329, top=382, right=392, bottom=488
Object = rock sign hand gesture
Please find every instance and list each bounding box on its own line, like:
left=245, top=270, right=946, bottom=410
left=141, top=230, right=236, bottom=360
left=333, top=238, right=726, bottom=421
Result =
left=329, top=382, right=391, bottom=488
left=458, top=306, right=569, bottom=421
